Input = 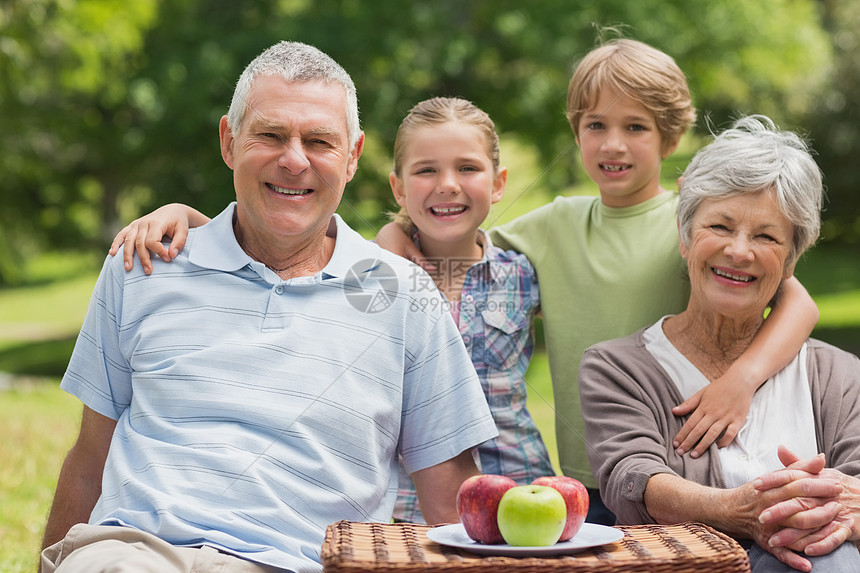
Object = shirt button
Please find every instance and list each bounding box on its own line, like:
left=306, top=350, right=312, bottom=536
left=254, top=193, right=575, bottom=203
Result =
left=275, top=285, right=285, bottom=295
left=627, top=482, right=634, bottom=492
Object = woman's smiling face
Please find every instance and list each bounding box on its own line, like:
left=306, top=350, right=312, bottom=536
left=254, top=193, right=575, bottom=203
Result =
left=681, top=189, right=795, bottom=320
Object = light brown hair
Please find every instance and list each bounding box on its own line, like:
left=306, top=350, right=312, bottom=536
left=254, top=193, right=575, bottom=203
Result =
left=566, top=39, right=696, bottom=153
left=390, top=97, right=501, bottom=230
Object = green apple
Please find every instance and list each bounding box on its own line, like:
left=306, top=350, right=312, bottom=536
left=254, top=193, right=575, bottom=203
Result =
left=496, top=484, right=566, bottom=546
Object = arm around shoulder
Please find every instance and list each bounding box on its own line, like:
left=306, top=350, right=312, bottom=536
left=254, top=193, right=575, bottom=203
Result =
left=737, top=275, right=818, bottom=384
left=671, top=276, right=819, bottom=457
left=41, top=406, right=117, bottom=549
left=109, top=203, right=210, bottom=275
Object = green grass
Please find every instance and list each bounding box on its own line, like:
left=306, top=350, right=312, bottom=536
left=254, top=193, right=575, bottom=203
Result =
left=0, top=261, right=97, bottom=354
left=522, top=345, right=559, bottom=473
left=0, top=383, right=80, bottom=572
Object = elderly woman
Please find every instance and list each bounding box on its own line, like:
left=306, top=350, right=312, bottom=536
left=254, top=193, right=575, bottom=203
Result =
left=579, top=115, right=860, bottom=573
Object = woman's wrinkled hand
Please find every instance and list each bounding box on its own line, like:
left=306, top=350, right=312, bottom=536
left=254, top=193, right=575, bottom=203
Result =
left=753, top=446, right=860, bottom=565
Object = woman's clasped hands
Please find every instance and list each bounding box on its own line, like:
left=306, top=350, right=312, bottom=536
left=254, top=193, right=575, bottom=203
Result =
left=750, top=446, right=859, bottom=571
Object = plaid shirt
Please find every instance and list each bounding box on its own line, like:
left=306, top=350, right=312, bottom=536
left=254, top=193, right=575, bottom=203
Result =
left=394, top=230, right=555, bottom=523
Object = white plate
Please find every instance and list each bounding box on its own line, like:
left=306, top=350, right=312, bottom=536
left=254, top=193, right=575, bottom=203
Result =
left=425, top=522, right=624, bottom=556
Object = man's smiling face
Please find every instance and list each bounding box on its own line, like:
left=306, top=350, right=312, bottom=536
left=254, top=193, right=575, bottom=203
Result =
left=220, top=75, right=363, bottom=252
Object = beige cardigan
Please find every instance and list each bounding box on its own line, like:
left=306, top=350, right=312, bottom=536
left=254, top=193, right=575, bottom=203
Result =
left=579, top=329, right=860, bottom=526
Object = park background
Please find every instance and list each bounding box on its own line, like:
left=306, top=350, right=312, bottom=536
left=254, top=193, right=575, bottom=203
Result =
left=1, top=0, right=859, bottom=570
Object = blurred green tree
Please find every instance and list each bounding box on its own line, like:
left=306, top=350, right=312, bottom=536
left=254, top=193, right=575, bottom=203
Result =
left=0, top=0, right=844, bottom=285
left=807, top=0, right=860, bottom=245
left=0, top=0, right=158, bottom=281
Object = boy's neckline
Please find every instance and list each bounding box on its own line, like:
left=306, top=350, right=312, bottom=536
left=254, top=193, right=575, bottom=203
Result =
left=596, top=189, right=677, bottom=215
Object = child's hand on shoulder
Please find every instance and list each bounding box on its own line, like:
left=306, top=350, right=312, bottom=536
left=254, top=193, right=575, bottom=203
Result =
left=109, top=203, right=198, bottom=275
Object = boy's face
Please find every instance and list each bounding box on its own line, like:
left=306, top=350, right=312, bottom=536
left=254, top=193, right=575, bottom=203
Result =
left=575, top=88, right=677, bottom=208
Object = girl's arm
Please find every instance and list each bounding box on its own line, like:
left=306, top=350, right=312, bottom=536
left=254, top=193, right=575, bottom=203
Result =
left=672, top=276, right=818, bottom=457
left=376, top=221, right=435, bottom=271
left=108, top=203, right=210, bottom=274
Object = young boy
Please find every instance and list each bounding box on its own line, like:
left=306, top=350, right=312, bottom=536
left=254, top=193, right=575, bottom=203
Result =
left=485, top=39, right=817, bottom=523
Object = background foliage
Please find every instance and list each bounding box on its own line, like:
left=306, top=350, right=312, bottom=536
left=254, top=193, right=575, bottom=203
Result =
left=0, top=0, right=856, bottom=287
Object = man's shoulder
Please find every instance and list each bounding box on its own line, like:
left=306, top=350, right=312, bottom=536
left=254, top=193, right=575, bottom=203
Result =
left=329, top=224, right=443, bottom=313
left=334, top=226, right=428, bottom=283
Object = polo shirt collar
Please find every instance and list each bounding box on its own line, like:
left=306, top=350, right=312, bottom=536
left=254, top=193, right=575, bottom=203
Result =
left=187, top=203, right=249, bottom=272
left=322, top=213, right=380, bottom=279
left=187, top=202, right=378, bottom=280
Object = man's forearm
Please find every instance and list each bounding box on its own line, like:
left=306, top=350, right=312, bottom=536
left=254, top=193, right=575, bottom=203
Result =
left=413, top=450, right=481, bottom=525
left=41, top=407, right=115, bottom=549
left=41, top=446, right=103, bottom=548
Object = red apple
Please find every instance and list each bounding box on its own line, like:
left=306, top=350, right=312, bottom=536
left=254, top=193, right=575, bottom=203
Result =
left=456, top=474, right=517, bottom=544
left=532, top=476, right=589, bottom=541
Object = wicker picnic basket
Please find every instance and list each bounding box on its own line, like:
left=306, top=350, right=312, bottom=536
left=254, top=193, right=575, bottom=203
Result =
left=321, top=520, right=750, bottom=573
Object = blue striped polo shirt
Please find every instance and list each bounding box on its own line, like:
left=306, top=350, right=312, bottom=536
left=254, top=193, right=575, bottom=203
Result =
left=61, top=203, right=497, bottom=572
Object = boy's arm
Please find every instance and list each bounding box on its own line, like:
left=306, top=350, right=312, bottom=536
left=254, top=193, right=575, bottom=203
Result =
left=673, top=276, right=818, bottom=457
left=108, top=203, right=210, bottom=275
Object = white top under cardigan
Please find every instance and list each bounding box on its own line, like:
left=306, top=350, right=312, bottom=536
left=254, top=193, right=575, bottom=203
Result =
left=644, top=316, right=818, bottom=488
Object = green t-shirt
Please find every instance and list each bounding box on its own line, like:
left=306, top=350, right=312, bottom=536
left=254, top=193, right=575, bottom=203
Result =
left=490, top=191, right=690, bottom=487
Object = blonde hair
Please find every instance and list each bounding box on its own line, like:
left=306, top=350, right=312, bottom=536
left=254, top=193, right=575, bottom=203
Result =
left=390, top=97, right=500, bottom=231
left=566, top=39, right=696, bottom=153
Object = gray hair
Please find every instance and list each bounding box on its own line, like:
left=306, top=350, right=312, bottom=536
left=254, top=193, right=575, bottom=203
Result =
left=678, top=115, right=823, bottom=268
left=226, top=41, right=361, bottom=148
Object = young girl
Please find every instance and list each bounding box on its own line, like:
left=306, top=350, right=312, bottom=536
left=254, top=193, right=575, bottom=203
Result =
left=109, top=97, right=555, bottom=524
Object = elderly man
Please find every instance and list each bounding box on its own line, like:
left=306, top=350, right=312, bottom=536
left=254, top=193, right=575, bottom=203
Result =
left=40, top=41, right=497, bottom=573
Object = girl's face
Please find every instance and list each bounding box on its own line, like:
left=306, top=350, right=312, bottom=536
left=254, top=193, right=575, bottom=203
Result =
left=576, top=87, right=677, bottom=208
left=390, top=122, right=506, bottom=247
